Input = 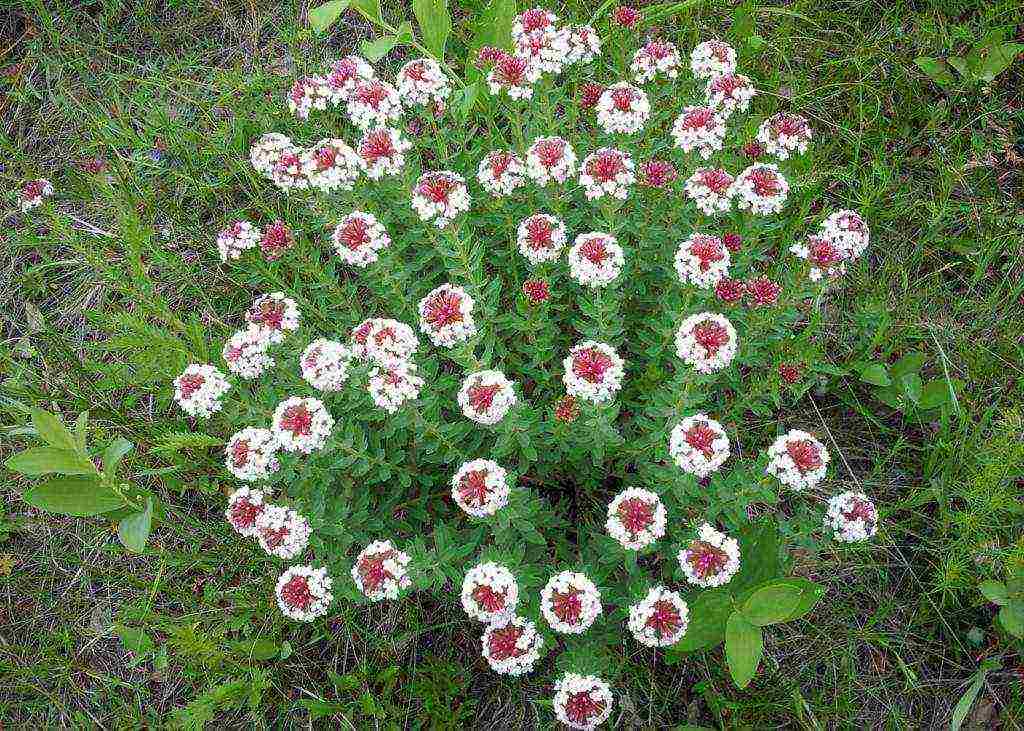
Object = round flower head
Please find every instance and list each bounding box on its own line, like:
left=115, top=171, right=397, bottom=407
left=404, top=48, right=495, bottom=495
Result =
left=706, top=73, right=756, bottom=117
left=612, top=5, right=640, bottom=28
left=553, top=673, right=614, bottom=730
left=511, top=7, right=558, bottom=42
left=216, top=221, right=261, bottom=262
left=579, top=148, right=635, bottom=201
left=826, top=492, right=879, bottom=543
left=579, top=82, right=605, bottom=110
left=477, top=150, right=526, bottom=197
left=566, top=25, right=601, bottom=65
left=671, top=106, right=727, bottom=159
left=367, top=360, right=425, bottom=413
left=541, top=571, right=603, bottom=634
left=674, top=233, right=731, bottom=289
left=418, top=284, right=477, bottom=347
left=411, top=171, right=470, bottom=229
left=639, top=158, right=678, bottom=189
left=287, top=75, right=332, bottom=119
left=790, top=233, right=847, bottom=282
left=563, top=341, right=625, bottom=404
left=522, top=278, right=551, bottom=303
left=669, top=413, right=730, bottom=477
left=757, top=113, right=813, bottom=160
left=568, top=233, right=624, bottom=288
left=346, top=79, right=402, bottom=129
left=628, top=586, right=689, bottom=647
left=460, top=562, right=519, bottom=621
left=357, top=126, right=411, bottom=180
left=250, top=133, right=293, bottom=179
left=260, top=220, right=295, bottom=260
left=690, top=40, right=737, bottom=80
left=225, top=428, right=280, bottom=482
left=515, top=27, right=571, bottom=75
left=526, top=136, right=578, bottom=186
left=554, top=394, right=581, bottom=423
left=631, top=40, right=682, bottom=83
left=715, top=277, right=746, bottom=305
left=487, top=53, right=541, bottom=100
left=332, top=210, right=391, bottom=267
left=481, top=615, right=544, bottom=676
left=684, top=167, right=735, bottom=216
left=730, top=163, right=789, bottom=215
left=255, top=505, right=312, bottom=559
left=745, top=276, right=781, bottom=307
left=778, top=361, right=803, bottom=385
left=458, top=370, right=517, bottom=425
left=276, top=565, right=333, bottom=622
left=270, top=147, right=310, bottom=192
left=396, top=58, right=451, bottom=108
left=246, top=292, right=300, bottom=345
left=303, top=138, right=360, bottom=193
left=173, top=364, right=230, bottom=418
left=270, top=397, right=334, bottom=454
left=300, top=338, right=352, bottom=391
left=451, top=458, right=512, bottom=517
left=225, top=486, right=267, bottom=537
left=675, top=312, right=738, bottom=373
left=350, top=318, right=419, bottom=364
left=678, top=523, right=741, bottom=587
left=326, top=55, right=375, bottom=103
left=766, top=429, right=830, bottom=491
left=20, top=179, right=54, bottom=212
left=605, top=488, right=666, bottom=550
left=517, top=213, right=567, bottom=265
left=351, top=539, right=412, bottom=601
left=222, top=327, right=274, bottom=379
left=596, top=82, right=650, bottom=134
left=821, top=209, right=870, bottom=260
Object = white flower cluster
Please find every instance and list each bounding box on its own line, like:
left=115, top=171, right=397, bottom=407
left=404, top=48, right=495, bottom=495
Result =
left=300, top=339, right=352, bottom=391
left=216, top=221, right=261, bottom=262
left=222, top=327, right=274, bottom=379
left=255, top=504, right=312, bottom=559
left=757, top=113, right=813, bottom=160
left=579, top=148, right=635, bottom=201
left=605, top=488, right=667, bottom=550
left=628, top=586, right=689, bottom=647
left=517, top=213, right=567, bottom=265
left=173, top=364, right=231, bottom=418
left=357, top=126, right=412, bottom=180
left=303, top=138, right=361, bottom=193
left=418, top=283, right=477, bottom=347
left=563, top=341, right=625, bottom=403
left=825, top=491, right=879, bottom=543
left=451, top=458, right=512, bottom=517
left=225, top=427, right=280, bottom=482
left=276, top=565, right=333, bottom=622
left=487, top=54, right=541, bottom=100
left=674, top=232, right=731, bottom=288
left=250, top=132, right=294, bottom=178
left=367, top=360, right=425, bottom=413
left=675, top=312, right=738, bottom=373
left=460, top=562, right=519, bottom=621
left=730, top=163, right=789, bottom=215
left=287, top=75, right=332, bottom=120
left=411, top=171, right=470, bottom=228
left=332, top=210, right=391, bottom=267
left=326, top=55, right=375, bottom=103
left=350, top=317, right=419, bottom=364
left=250, top=133, right=361, bottom=194
left=396, top=58, right=451, bottom=108
left=690, top=40, right=737, bottom=80
left=19, top=178, right=54, bottom=212
left=481, top=615, right=544, bottom=676
left=568, top=233, right=624, bottom=288
left=541, top=571, right=603, bottom=634
left=225, top=486, right=268, bottom=537
left=552, top=673, right=614, bottom=730
left=526, top=136, right=578, bottom=185
left=566, top=25, right=601, bottom=65
left=458, top=370, right=517, bottom=425
left=515, top=22, right=571, bottom=75
left=669, top=414, right=730, bottom=477
left=596, top=82, right=650, bottom=134
left=678, top=523, right=741, bottom=588
left=347, top=79, right=403, bottom=129
left=766, top=429, right=830, bottom=490
left=821, top=209, right=871, bottom=260
left=477, top=150, right=526, bottom=197
left=684, top=167, right=735, bottom=216
left=631, top=41, right=682, bottom=83
left=270, top=396, right=334, bottom=453
left=351, top=539, right=412, bottom=601
left=671, top=106, right=727, bottom=159
left=511, top=7, right=558, bottom=41
left=246, top=292, right=301, bottom=344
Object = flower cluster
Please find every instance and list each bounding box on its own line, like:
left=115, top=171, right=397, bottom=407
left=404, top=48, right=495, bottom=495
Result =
left=675, top=313, right=738, bottom=373
left=351, top=317, right=419, bottom=364
left=675, top=232, right=730, bottom=288
left=526, top=136, right=578, bottom=185
left=19, top=178, right=54, bottom=212
left=596, top=82, right=650, bottom=134
left=690, top=40, right=737, bottom=80
left=332, top=210, right=391, bottom=267
left=568, top=233, right=624, bottom=288
left=411, top=171, right=470, bottom=228
left=553, top=673, right=614, bottom=730
left=396, top=58, right=451, bottom=109
left=766, top=429, right=830, bottom=490
left=684, top=167, right=734, bottom=215
left=300, top=339, right=352, bottom=391
left=628, top=586, right=689, bottom=647
left=351, top=539, right=412, bottom=601
left=358, top=126, right=412, bottom=180
left=481, top=615, right=544, bottom=676
left=669, top=414, right=730, bottom=477
left=451, top=459, right=512, bottom=517
left=730, top=163, right=789, bottom=215
left=225, top=428, right=280, bottom=482
left=255, top=504, right=312, bottom=559
left=631, top=41, right=682, bottom=83
left=458, top=370, right=517, bottom=425
left=419, top=284, right=477, bottom=347
left=271, top=397, right=334, bottom=454
left=605, top=488, right=666, bottom=550
left=460, top=562, right=519, bottom=621
left=246, top=292, right=301, bottom=344
left=825, top=492, right=879, bottom=542
left=216, top=221, right=261, bottom=262
left=173, top=364, right=231, bottom=418
left=367, top=360, right=426, bottom=413
left=276, top=565, right=334, bottom=622
left=579, top=148, right=635, bottom=201
left=477, top=150, right=526, bottom=197
left=672, top=106, right=726, bottom=159
left=679, top=523, right=741, bottom=587
left=541, top=571, right=603, bottom=634
left=518, top=213, right=568, bottom=265
left=563, top=341, right=625, bottom=403
left=790, top=209, right=870, bottom=281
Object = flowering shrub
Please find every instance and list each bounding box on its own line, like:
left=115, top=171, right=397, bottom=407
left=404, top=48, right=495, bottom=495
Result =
left=158, top=3, right=883, bottom=725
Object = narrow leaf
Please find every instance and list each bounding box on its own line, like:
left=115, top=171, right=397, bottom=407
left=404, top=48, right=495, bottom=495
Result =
left=950, top=671, right=987, bottom=731
left=352, top=0, right=382, bottom=24
left=725, top=613, right=764, bottom=689
left=118, top=498, right=153, bottom=553
left=6, top=447, right=97, bottom=476
left=32, top=408, right=77, bottom=450
left=309, top=0, right=351, bottom=32
left=412, top=0, right=452, bottom=60
left=23, top=476, right=124, bottom=516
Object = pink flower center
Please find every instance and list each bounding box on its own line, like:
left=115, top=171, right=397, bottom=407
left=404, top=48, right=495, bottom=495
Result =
left=353, top=321, right=373, bottom=344
left=808, top=237, right=843, bottom=268
left=686, top=540, right=729, bottom=578
left=522, top=279, right=550, bottom=303
left=496, top=55, right=529, bottom=85
left=489, top=152, right=512, bottom=177
left=280, top=575, right=313, bottom=610
left=533, top=139, right=565, bottom=168
left=261, top=222, right=292, bottom=258
left=521, top=9, right=551, bottom=33
left=579, top=236, right=609, bottom=265
left=360, top=131, right=396, bottom=163
left=565, top=691, right=605, bottom=725
left=417, top=175, right=454, bottom=204
left=338, top=216, right=370, bottom=250
left=685, top=422, right=717, bottom=458
left=289, top=78, right=312, bottom=104
left=710, top=74, right=746, bottom=98
left=645, top=41, right=672, bottom=60
left=468, top=383, right=502, bottom=413
left=645, top=599, right=683, bottom=638
left=617, top=497, right=655, bottom=534
left=573, top=348, right=613, bottom=383
left=580, top=83, right=604, bottom=109
left=551, top=588, right=583, bottom=625
left=355, top=81, right=388, bottom=108
left=525, top=216, right=555, bottom=249
left=587, top=152, right=625, bottom=182
left=177, top=373, right=205, bottom=399
left=280, top=405, right=312, bottom=436
left=314, top=145, right=338, bottom=170
left=693, top=321, right=729, bottom=356
left=229, top=498, right=261, bottom=528
left=698, top=168, right=733, bottom=194
left=260, top=523, right=289, bottom=549
left=23, top=180, right=46, bottom=199
left=373, top=326, right=396, bottom=346
left=231, top=439, right=250, bottom=468
left=403, top=61, right=428, bottom=81
left=641, top=159, right=676, bottom=187
left=424, top=290, right=463, bottom=328
left=748, top=168, right=781, bottom=197
left=458, top=469, right=491, bottom=507
left=746, top=276, right=780, bottom=306
left=774, top=114, right=808, bottom=136
left=682, top=107, right=715, bottom=129
left=715, top=278, right=745, bottom=304
left=328, top=59, right=358, bottom=88
left=487, top=625, right=526, bottom=660
left=471, top=584, right=508, bottom=612
left=252, top=299, right=285, bottom=330
left=358, top=550, right=397, bottom=593
left=689, top=235, right=725, bottom=272
left=555, top=395, right=580, bottom=422
left=711, top=42, right=731, bottom=62
left=610, top=87, right=635, bottom=111
left=843, top=498, right=876, bottom=524
left=786, top=439, right=822, bottom=474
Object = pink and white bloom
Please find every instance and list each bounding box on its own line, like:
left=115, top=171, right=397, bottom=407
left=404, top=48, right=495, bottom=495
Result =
left=287, top=75, right=332, bottom=119
left=511, top=7, right=558, bottom=42
left=460, top=562, right=519, bottom=621
left=303, top=138, right=361, bottom=192
left=790, top=233, right=847, bottom=282
left=605, top=488, right=666, bottom=550
left=638, top=158, right=678, bottom=189
left=675, top=313, right=738, bottom=373
left=346, top=79, right=402, bottom=129
left=351, top=539, right=412, bottom=601
left=526, top=136, right=578, bottom=185
left=270, top=397, right=334, bottom=453
left=563, top=341, right=625, bottom=403
left=255, top=505, right=312, bottom=559
left=357, top=127, right=411, bottom=180
left=679, top=523, right=740, bottom=587
left=326, top=55, right=375, bottom=103
left=411, top=171, right=470, bottom=228
left=225, top=428, right=280, bottom=482
left=541, top=571, right=603, bottom=634
left=684, top=167, right=735, bottom=215
left=515, top=27, right=571, bottom=75
left=367, top=360, right=425, bottom=413
left=222, top=327, right=274, bottom=379
left=669, top=414, right=730, bottom=477
left=553, top=673, right=614, bottom=730
left=396, top=58, right=451, bottom=108
left=350, top=318, right=419, bottom=364
left=486, top=53, right=541, bottom=100
left=579, top=148, right=635, bottom=201
left=300, top=339, right=352, bottom=391
left=173, top=364, right=230, bottom=418
left=766, top=429, right=830, bottom=490
left=628, top=586, right=689, bottom=647
left=821, top=209, right=870, bottom=260
left=481, top=615, right=543, bottom=676
left=246, top=292, right=300, bottom=344
left=746, top=276, right=781, bottom=307
left=418, top=284, right=477, bottom=347
left=517, top=213, right=567, bottom=265
left=276, top=565, right=333, bottom=622
left=225, top=487, right=267, bottom=537
left=477, top=150, right=526, bottom=197
left=706, top=73, right=756, bottom=116
left=631, top=40, right=682, bottom=83
left=826, top=492, right=879, bottom=543
left=690, top=40, right=737, bottom=80
left=757, top=113, right=813, bottom=160
left=595, top=82, right=650, bottom=134
left=332, top=210, right=391, bottom=267
left=674, top=232, right=731, bottom=288
left=730, top=163, right=789, bottom=215
left=671, top=106, right=727, bottom=159
left=216, top=221, right=261, bottom=262
left=250, top=133, right=294, bottom=178
left=566, top=25, right=602, bottom=65
left=270, top=147, right=310, bottom=191
left=451, top=459, right=512, bottom=517
left=20, top=178, right=54, bottom=212
left=260, top=220, right=294, bottom=260
left=458, top=370, right=517, bottom=425
left=568, top=233, right=624, bottom=288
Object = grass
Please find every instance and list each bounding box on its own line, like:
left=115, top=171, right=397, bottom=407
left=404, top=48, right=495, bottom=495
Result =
left=3, top=0, right=1024, bottom=727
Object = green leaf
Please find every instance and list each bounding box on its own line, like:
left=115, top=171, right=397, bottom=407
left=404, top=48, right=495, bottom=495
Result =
left=979, top=580, right=1008, bottom=606
left=741, top=583, right=804, bottom=626
left=74, top=411, right=89, bottom=450
left=951, top=669, right=987, bottom=731
left=730, top=520, right=779, bottom=591
left=32, top=408, right=77, bottom=450
left=918, top=379, right=953, bottom=410
left=890, top=351, right=926, bottom=378
left=352, top=0, right=382, bottom=24
left=731, top=2, right=754, bottom=40
left=978, top=43, right=1024, bottom=83
left=6, top=447, right=96, bottom=476
left=118, top=498, right=153, bottom=553
left=233, top=638, right=279, bottom=661
left=725, top=613, right=763, bottom=689
left=412, top=0, right=451, bottom=60
left=115, top=624, right=155, bottom=655
left=858, top=362, right=891, bottom=387
left=395, top=20, right=414, bottom=43
left=914, top=57, right=955, bottom=87
left=23, top=476, right=124, bottom=516
left=900, top=373, right=923, bottom=405
left=999, top=603, right=1024, bottom=638
left=669, top=589, right=732, bottom=654
left=457, top=81, right=480, bottom=119
left=309, top=0, right=351, bottom=32
left=102, top=437, right=134, bottom=480
left=476, top=0, right=515, bottom=49
left=775, top=578, right=825, bottom=621
left=947, top=56, right=969, bottom=79
left=361, top=35, right=398, bottom=62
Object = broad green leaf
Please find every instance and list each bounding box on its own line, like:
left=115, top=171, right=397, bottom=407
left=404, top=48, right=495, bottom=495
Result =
left=32, top=408, right=77, bottom=450
left=900, top=373, right=923, bottom=405
left=233, top=638, right=279, bottom=661
left=361, top=35, right=398, bottom=62
left=413, top=0, right=452, bottom=60
left=309, top=0, right=351, bottom=32
left=457, top=81, right=480, bottom=119
left=725, top=613, right=763, bottom=689
left=668, top=589, right=732, bottom=654
left=395, top=20, right=414, bottom=43
left=999, top=603, right=1024, bottom=638
left=74, top=411, right=89, bottom=449
left=23, top=476, right=124, bottom=516
left=947, top=56, right=969, bottom=79
left=6, top=447, right=96, bottom=476
left=731, top=2, right=754, bottom=40
left=778, top=578, right=824, bottom=621
left=741, top=583, right=804, bottom=626
left=352, top=0, right=382, bottom=24
left=858, top=362, right=891, bottom=387
left=914, top=57, right=955, bottom=87
left=890, top=351, right=925, bottom=378
left=979, top=580, right=1008, bottom=606
left=730, top=520, right=779, bottom=591
left=978, top=43, right=1024, bottom=83
left=919, top=379, right=953, bottom=410
left=115, top=624, right=155, bottom=654
left=118, top=498, right=153, bottom=553
left=102, top=437, right=134, bottom=480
